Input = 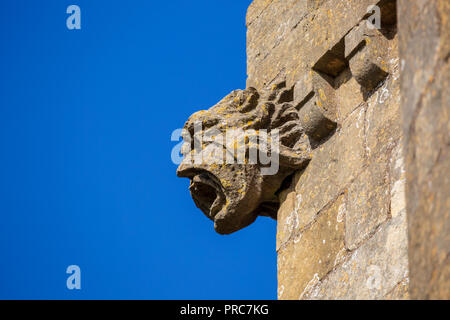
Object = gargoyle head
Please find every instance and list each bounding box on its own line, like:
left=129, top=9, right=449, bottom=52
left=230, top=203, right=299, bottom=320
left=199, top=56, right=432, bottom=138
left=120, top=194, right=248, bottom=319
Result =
left=177, top=83, right=312, bottom=234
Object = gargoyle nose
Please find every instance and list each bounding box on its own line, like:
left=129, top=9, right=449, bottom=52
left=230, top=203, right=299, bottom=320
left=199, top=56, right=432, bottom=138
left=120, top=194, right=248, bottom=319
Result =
left=177, top=159, right=208, bottom=179
left=176, top=162, right=195, bottom=178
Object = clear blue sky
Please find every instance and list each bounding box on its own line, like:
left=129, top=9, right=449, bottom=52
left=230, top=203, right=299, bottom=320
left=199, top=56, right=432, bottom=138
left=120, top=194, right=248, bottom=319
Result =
left=0, top=0, right=278, bottom=299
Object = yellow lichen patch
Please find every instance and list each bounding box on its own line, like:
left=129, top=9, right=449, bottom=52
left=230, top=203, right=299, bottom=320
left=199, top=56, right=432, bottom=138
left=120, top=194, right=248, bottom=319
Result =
left=220, top=178, right=232, bottom=189
left=319, top=89, right=327, bottom=101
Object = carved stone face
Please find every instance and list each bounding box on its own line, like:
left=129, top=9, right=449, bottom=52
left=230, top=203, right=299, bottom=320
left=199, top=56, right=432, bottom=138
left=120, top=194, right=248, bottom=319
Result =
left=177, top=84, right=312, bottom=234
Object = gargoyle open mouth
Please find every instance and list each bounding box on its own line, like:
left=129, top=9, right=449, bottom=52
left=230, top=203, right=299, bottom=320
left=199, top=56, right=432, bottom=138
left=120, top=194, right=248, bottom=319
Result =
left=190, top=173, right=226, bottom=220
left=178, top=168, right=226, bottom=220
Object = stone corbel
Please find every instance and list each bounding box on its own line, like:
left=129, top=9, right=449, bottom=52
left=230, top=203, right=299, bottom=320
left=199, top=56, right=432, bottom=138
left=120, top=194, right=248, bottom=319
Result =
left=177, top=80, right=336, bottom=234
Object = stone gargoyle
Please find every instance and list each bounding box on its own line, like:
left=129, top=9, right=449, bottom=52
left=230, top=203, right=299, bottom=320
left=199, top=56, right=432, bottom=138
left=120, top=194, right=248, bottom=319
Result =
left=177, top=82, right=335, bottom=234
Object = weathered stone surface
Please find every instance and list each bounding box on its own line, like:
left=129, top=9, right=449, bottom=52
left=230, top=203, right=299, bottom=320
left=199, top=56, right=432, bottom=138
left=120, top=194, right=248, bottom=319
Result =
left=309, top=72, right=339, bottom=123
left=384, top=277, right=410, bottom=300
left=404, top=64, right=450, bottom=299
left=345, top=158, right=390, bottom=251
left=398, top=0, right=442, bottom=133
left=276, top=188, right=297, bottom=251
left=399, top=0, right=450, bottom=299
left=345, top=21, right=391, bottom=91
left=349, top=47, right=388, bottom=92
left=293, top=105, right=365, bottom=230
left=293, top=72, right=314, bottom=107
left=246, top=0, right=274, bottom=27
left=335, top=71, right=365, bottom=122
left=302, top=210, right=409, bottom=300
left=389, top=141, right=406, bottom=220
left=364, top=58, right=402, bottom=162
left=255, top=0, right=409, bottom=300
left=344, top=21, right=376, bottom=59
left=247, top=0, right=308, bottom=76
left=278, top=194, right=346, bottom=300
left=297, top=95, right=337, bottom=146
left=247, top=0, right=380, bottom=89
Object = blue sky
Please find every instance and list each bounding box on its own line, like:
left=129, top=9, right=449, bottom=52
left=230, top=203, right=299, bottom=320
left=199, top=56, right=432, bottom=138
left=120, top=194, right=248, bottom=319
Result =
left=0, top=0, right=277, bottom=299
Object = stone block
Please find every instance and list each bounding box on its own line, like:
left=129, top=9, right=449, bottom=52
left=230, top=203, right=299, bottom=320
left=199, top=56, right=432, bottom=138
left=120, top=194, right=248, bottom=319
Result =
left=247, top=0, right=380, bottom=89
left=278, top=194, right=346, bottom=300
left=246, top=0, right=274, bottom=27
left=276, top=189, right=297, bottom=251
left=294, top=107, right=365, bottom=230
left=384, top=278, right=410, bottom=300
left=335, top=73, right=365, bottom=121
left=403, top=58, right=450, bottom=299
left=293, top=71, right=314, bottom=107
left=297, top=97, right=337, bottom=146
left=365, top=75, right=401, bottom=162
left=345, top=158, right=390, bottom=250
left=301, top=210, right=409, bottom=299
left=389, top=141, right=406, bottom=219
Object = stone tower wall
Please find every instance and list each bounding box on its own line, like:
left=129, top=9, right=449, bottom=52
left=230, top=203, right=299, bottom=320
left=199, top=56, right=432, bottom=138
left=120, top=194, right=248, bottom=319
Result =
left=398, top=0, right=450, bottom=300
left=246, top=0, right=410, bottom=299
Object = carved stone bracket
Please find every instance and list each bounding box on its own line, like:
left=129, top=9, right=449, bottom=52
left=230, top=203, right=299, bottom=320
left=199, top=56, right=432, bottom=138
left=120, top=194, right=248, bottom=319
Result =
left=177, top=0, right=397, bottom=234
left=177, top=81, right=336, bottom=234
